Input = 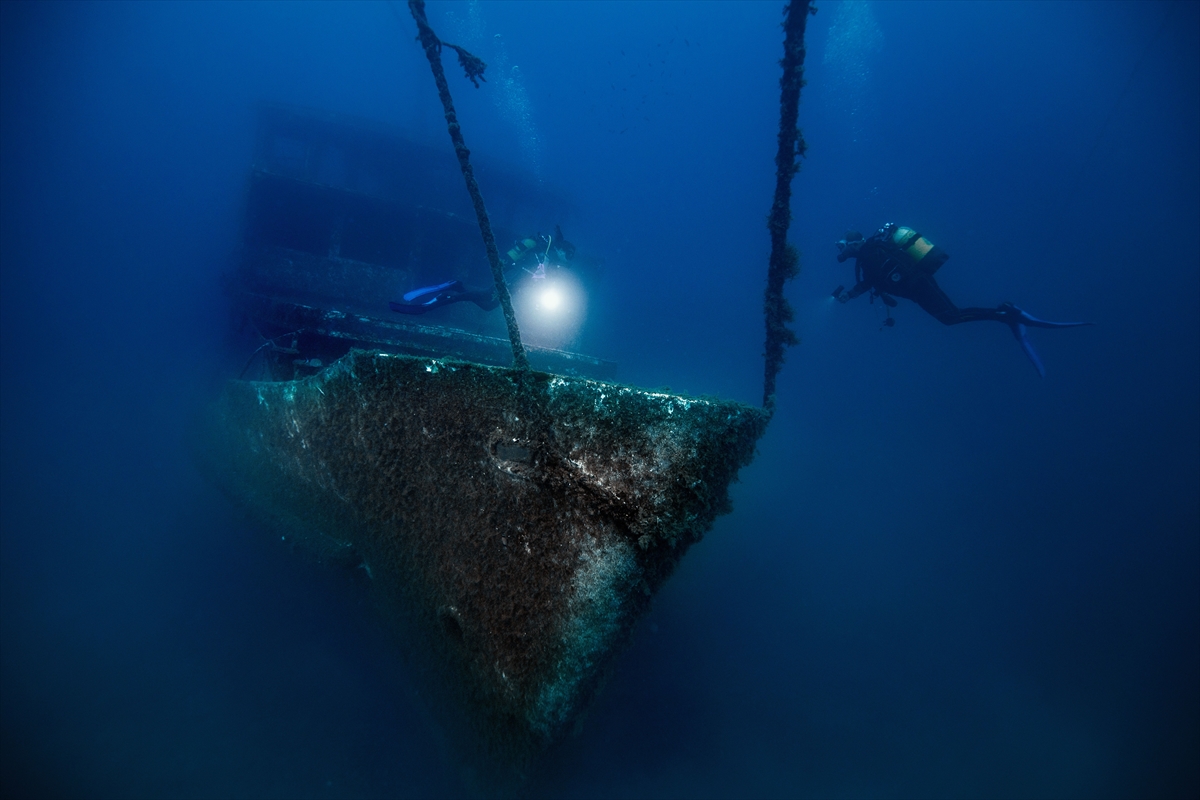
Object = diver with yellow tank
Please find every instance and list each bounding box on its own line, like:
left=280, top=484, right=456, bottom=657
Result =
left=832, top=223, right=1092, bottom=376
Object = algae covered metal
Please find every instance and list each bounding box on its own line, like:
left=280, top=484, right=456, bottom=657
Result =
left=200, top=349, right=767, bottom=762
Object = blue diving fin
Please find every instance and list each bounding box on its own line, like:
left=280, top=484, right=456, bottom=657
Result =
left=1010, top=321, right=1046, bottom=378
left=999, top=303, right=1093, bottom=377
left=391, top=280, right=467, bottom=315
left=1008, top=309, right=1094, bottom=330
left=402, top=280, right=462, bottom=303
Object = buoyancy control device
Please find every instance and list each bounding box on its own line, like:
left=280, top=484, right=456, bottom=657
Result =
left=879, top=223, right=949, bottom=282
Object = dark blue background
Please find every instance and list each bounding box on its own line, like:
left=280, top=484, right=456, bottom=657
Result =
left=2, top=2, right=1197, bottom=797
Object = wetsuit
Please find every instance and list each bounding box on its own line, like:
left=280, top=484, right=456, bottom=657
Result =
left=835, top=225, right=1093, bottom=376
left=840, top=229, right=1003, bottom=325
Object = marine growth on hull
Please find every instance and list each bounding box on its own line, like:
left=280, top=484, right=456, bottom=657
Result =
left=199, top=351, right=767, bottom=766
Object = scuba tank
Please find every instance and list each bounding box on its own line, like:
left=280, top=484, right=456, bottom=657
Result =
left=878, top=223, right=949, bottom=282
left=890, top=226, right=936, bottom=265
left=505, top=237, right=542, bottom=265
left=506, top=229, right=575, bottom=269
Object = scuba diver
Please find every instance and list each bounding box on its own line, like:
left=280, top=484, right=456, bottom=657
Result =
left=833, top=223, right=1092, bottom=376
left=389, top=225, right=575, bottom=315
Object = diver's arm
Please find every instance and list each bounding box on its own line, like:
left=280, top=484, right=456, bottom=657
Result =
left=834, top=280, right=869, bottom=303
left=843, top=281, right=870, bottom=301
left=841, top=257, right=869, bottom=301
left=838, top=251, right=873, bottom=301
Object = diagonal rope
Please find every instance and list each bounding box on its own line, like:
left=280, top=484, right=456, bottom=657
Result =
left=405, top=0, right=529, bottom=372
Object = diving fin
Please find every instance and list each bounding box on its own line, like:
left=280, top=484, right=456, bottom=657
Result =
left=1008, top=308, right=1093, bottom=329
left=1009, top=321, right=1046, bottom=378
left=402, top=280, right=462, bottom=303
left=998, top=303, right=1093, bottom=377
left=997, top=302, right=1093, bottom=329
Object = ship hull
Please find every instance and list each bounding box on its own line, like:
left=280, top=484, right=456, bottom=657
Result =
left=198, top=350, right=767, bottom=770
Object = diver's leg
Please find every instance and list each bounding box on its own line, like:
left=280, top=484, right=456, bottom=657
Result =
left=906, top=277, right=1047, bottom=372
left=904, top=275, right=997, bottom=325
left=904, top=277, right=1090, bottom=376
left=460, top=290, right=499, bottom=311
left=389, top=300, right=430, bottom=315
left=953, top=306, right=1008, bottom=323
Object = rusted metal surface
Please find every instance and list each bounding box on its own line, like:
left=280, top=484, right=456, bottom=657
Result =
left=199, top=350, right=766, bottom=768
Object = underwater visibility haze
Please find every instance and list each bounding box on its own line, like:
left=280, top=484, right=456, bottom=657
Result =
left=2, top=1, right=1198, bottom=797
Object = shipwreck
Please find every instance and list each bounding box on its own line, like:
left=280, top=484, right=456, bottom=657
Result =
left=199, top=0, right=813, bottom=781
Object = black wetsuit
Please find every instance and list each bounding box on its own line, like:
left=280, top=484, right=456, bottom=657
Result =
left=841, top=230, right=1005, bottom=325
left=835, top=225, right=1094, bottom=376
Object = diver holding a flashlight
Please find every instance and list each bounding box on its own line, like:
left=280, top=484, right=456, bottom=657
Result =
left=832, top=223, right=1092, bottom=376
left=389, top=225, right=575, bottom=315
left=504, top=225, right=576, bottom=279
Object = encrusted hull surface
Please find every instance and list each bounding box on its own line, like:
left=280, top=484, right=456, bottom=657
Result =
left=200, top=350, right=767, bottom=766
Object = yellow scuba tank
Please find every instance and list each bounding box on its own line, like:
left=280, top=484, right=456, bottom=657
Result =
left=506, top=237, right=539, bottom=264
left=883, top=224, right=947, bottom=277
left=890, top=226, right=935, bottom=263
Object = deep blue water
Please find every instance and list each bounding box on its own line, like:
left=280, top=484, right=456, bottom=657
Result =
left=2, top=1, right=1197, bottom=797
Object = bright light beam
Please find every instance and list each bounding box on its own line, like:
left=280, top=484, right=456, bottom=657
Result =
left=539, top=285, right=563, bottom=312
left=513, top=272, right=587, bottom=348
